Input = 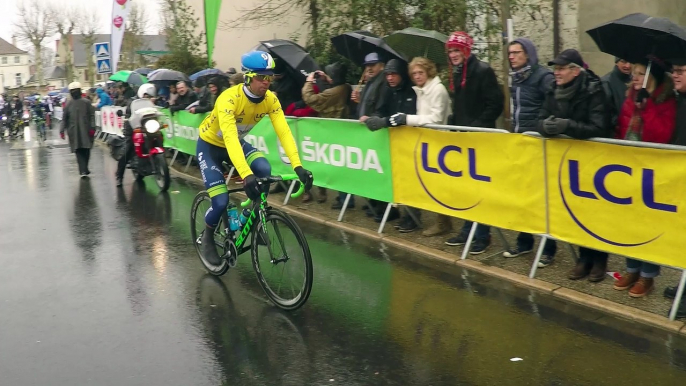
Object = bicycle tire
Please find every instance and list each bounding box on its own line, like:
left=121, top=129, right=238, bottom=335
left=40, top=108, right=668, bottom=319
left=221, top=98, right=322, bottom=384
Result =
left=191, top=191, right=230, bottom=276
left=251, top=208, right=313, bottom=311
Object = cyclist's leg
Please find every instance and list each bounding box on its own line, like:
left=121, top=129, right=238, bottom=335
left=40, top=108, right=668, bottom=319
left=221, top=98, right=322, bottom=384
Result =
left=197, top=138, right=229, bottom=227
left=241, top=139, right=271, bottom=180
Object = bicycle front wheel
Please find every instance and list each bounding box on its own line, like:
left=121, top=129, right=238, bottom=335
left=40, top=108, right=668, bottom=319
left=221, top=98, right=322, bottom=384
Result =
left=251, top=208, right=313, bottom=310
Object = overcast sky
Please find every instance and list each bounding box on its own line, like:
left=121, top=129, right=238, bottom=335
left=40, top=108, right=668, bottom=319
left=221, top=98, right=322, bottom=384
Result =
left=0, top=0, right=161, bottom=50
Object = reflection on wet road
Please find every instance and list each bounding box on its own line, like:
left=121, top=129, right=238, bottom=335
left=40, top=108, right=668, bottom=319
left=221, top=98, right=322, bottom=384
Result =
left=1, top=139, right=686, bottom=385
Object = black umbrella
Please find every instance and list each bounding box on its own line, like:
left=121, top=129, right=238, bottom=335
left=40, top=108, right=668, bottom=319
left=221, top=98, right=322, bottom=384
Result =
left=587, top=13, right=686, bottom=64
left=148, top=69, right=189, bottom=82
left=331, top=31, right=406, bottom=67
left=254, top=39, right=320, bottom=82
left=134, top=67, right=154, bottom=76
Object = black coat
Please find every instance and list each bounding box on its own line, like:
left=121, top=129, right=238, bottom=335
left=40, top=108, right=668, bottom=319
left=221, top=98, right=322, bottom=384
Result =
left=170, top=91, right=198, bottom=113
left=375, top=79, right=417, bottom=117
left=194, top=87, right=226, bottom=114
left=671, top=92, right=686, bottom=145
left=536, top=70, right=611, bottom=139
left=601, top=66, right=631, bottom=128
left=450, top=55, right=504, bottom=128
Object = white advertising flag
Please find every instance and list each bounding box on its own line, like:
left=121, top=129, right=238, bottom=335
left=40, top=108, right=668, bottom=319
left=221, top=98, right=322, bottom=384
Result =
left=110, top=0, right=133, bottom=73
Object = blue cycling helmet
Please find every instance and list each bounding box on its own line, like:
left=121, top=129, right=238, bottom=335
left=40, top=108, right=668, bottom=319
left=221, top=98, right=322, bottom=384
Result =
left=241, top=51, right=276, bottom=77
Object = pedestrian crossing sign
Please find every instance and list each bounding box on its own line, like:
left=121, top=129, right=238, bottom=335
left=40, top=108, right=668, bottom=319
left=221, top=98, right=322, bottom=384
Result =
left=95, top=42, right=111, bottom=58
left=97, top=59, right=112, bottom=74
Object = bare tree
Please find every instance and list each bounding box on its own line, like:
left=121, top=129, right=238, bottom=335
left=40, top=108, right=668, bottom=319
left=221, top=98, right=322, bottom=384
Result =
left=122, top=2, right=151, bottom=69
left=14, top=0, right=55, bottom=89
left=28, top=45, right=55, bottom=68
left=52, top=4, right=80, bottom=83
left=78, top=7, right=101, bottom=87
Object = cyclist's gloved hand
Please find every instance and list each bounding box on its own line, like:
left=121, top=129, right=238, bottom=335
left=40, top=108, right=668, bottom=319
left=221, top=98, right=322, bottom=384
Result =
left=294, top=166, right=313, bottom=191
left=243, top=175, right=261, bottom=201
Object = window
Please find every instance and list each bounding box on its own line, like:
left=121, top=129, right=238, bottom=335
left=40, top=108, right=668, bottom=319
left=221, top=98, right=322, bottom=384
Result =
left=15, top=73, right=21, bottom=86
left=1, top=57, right=6, bottom=64
left=14, top=56, right=20, bottom=64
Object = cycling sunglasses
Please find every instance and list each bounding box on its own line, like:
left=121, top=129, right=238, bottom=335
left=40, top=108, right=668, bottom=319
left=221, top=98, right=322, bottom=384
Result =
left=252, top=74, right=274, bottom=82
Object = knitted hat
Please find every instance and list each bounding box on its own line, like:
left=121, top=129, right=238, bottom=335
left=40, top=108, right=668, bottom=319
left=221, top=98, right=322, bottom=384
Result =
left=446, top=31, right=474, bottom=90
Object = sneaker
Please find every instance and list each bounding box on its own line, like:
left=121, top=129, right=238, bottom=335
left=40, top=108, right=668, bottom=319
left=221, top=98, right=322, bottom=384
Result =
left=445, top=234, right=468, bottom=246
left=537, top=255, right=555, bottom=268
left=80, top=173, right=89, bottom=178
left=664, top=286, right=678, bottom=299
left=116, top=177, right=123, bottom=187
left=398, top=218, right=418, bottom=233
left=201, top=228, right=223, bottom=266
left=469, top=239, right=490, bottom=255
left=374, top=208, right=400, bottom=223
left=503, top=246, right=533, bottom=258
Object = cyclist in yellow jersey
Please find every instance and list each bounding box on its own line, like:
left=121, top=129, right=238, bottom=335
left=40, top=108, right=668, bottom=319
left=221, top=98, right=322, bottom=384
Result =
left=196, top=51, right=313, bottom=265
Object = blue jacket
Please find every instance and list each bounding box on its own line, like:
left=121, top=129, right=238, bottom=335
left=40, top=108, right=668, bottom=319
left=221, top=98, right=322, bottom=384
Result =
left=96, top=88, right=113, bottom=109
left=510, top=38, right=554, bottom=133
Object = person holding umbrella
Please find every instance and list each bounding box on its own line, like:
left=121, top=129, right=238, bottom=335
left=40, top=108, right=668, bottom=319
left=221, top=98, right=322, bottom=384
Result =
left=115, top=82, right=136, bottom=107
left=612, top=57, right=676, bottom=297
left=191, top=77, right=227, bottom=114
left=60, top=82, right=96, bottom=178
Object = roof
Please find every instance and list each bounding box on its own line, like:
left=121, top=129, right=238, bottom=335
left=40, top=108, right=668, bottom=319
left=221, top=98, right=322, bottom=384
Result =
left=71, top=34, right=168, bottom=67
left=26, top=66, right=67, bottom=83
left=0, top=37, right=28, bottom=55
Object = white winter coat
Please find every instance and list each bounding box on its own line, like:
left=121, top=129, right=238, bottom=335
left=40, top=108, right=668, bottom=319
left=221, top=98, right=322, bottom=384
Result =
left=406, top=76, right=451, bottom=126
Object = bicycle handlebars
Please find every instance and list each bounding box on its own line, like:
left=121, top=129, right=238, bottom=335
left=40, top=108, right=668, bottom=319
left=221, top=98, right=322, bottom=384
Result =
left=239, top=174, right=305, bottom=208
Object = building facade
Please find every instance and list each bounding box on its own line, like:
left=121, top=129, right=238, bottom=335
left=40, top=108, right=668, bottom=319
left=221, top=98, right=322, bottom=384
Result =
left=186, top=0, right=309, bottom=70
left=0, top=37, right=31, bottom=94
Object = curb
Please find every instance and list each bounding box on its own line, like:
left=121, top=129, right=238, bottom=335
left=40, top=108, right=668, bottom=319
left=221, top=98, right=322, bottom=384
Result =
left=167, top=165, right=686, bottom=335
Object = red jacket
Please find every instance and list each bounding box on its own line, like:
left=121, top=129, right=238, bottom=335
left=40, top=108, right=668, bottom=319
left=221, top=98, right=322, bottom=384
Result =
left=616, top=84, right=677, bottom=143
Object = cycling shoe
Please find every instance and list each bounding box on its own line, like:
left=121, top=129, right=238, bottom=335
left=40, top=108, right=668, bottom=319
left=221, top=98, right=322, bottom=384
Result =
left=201, top=228, right=223, bottom=266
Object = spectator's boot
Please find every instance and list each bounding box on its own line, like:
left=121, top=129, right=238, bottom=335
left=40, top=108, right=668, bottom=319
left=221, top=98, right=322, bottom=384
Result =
left=316, top=187, right=327, bottom=203
left=613, top=272, right=640, bottom=290
left=201, top=227, right=223, bottom=266
left=629, top=277, right=654, bottom=298
left=302, top=191, right=313, bottom=203
left=589, top=258, right=608, bottom=283
left=568, top=261, right=593, bottom=280
left=422, top=214, right=453, bottom=237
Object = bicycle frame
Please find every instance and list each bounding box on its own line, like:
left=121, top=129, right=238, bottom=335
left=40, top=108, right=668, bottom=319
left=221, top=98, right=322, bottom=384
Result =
left=234, top=192, right=268, bottom=249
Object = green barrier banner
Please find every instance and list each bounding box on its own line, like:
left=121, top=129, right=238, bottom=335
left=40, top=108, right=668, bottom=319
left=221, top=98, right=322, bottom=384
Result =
left=169, top=110, right=206, bottom=155
left=296, top=119, right=392, bottom=202
left=246, top=118, right=393, bottom=202
left=159, top=108, right=175, bottom=150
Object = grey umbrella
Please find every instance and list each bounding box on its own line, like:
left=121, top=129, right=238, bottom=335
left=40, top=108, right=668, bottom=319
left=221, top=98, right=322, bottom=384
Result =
left=383, top=27, right=449, bottom=66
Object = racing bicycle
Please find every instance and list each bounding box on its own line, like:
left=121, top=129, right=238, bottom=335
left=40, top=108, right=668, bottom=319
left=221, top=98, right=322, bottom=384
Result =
left=190, top=172, right=313, bottom=311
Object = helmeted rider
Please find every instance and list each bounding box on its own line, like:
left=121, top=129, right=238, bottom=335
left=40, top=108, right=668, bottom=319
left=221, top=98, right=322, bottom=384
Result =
left=196, top=51, right=314, bottom=266
left=116, top=83, right=157, bottom=187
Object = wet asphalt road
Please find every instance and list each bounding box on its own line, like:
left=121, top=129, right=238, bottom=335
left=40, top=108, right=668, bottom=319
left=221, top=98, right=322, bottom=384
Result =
left=2, top=131, right=686, bottom=386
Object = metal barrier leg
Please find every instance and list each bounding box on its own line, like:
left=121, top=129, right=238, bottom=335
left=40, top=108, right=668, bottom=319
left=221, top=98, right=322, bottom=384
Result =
left=460, top=222, right=478, bottom=260
left=529, top=236, right=548, bottom=279
left=377, top=203, right=393, bottom=234
left=337, top=194, right=352, bottom=222
left=494, top=228, right=511, bottom=252
left=169, top=149, right=179, bottom=166
left=283, top=180, right=297, bottom=205
left=669, top=270, right=686, bottom=321
left=567, top=243, right=578, bottom=261
left=184, top=155, right=194, bottom=173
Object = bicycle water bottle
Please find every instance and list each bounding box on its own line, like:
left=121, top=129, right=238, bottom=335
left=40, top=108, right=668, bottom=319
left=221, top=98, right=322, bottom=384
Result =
left=239, top=209, right=250, bottom=226
left=227, top=204, right=241, bottom=231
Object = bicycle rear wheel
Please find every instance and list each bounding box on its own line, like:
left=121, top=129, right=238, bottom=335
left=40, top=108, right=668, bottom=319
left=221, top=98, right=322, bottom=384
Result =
left=191, top=191, right=230, bottom=275
left=251, top=208, right=313, bottom=310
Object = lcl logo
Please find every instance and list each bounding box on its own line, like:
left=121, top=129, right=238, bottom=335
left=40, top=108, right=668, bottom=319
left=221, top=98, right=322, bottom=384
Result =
left=558, top=147, right=675, bottom=247
left=414, top=137, right=491, bottom=211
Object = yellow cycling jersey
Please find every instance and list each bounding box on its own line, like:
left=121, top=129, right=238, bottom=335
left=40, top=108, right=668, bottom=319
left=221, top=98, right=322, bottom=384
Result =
left=198, top=85, right=302, bottom=178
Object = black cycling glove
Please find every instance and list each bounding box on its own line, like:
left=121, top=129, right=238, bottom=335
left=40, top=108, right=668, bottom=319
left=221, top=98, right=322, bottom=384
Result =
left=243, top=175, right=262, bottom=201
left=294, top=166, right=314, bottom=191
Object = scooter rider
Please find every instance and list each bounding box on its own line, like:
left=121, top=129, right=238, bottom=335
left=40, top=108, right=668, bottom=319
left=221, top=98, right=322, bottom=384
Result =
left=116, top=83, right=156, bottom=187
